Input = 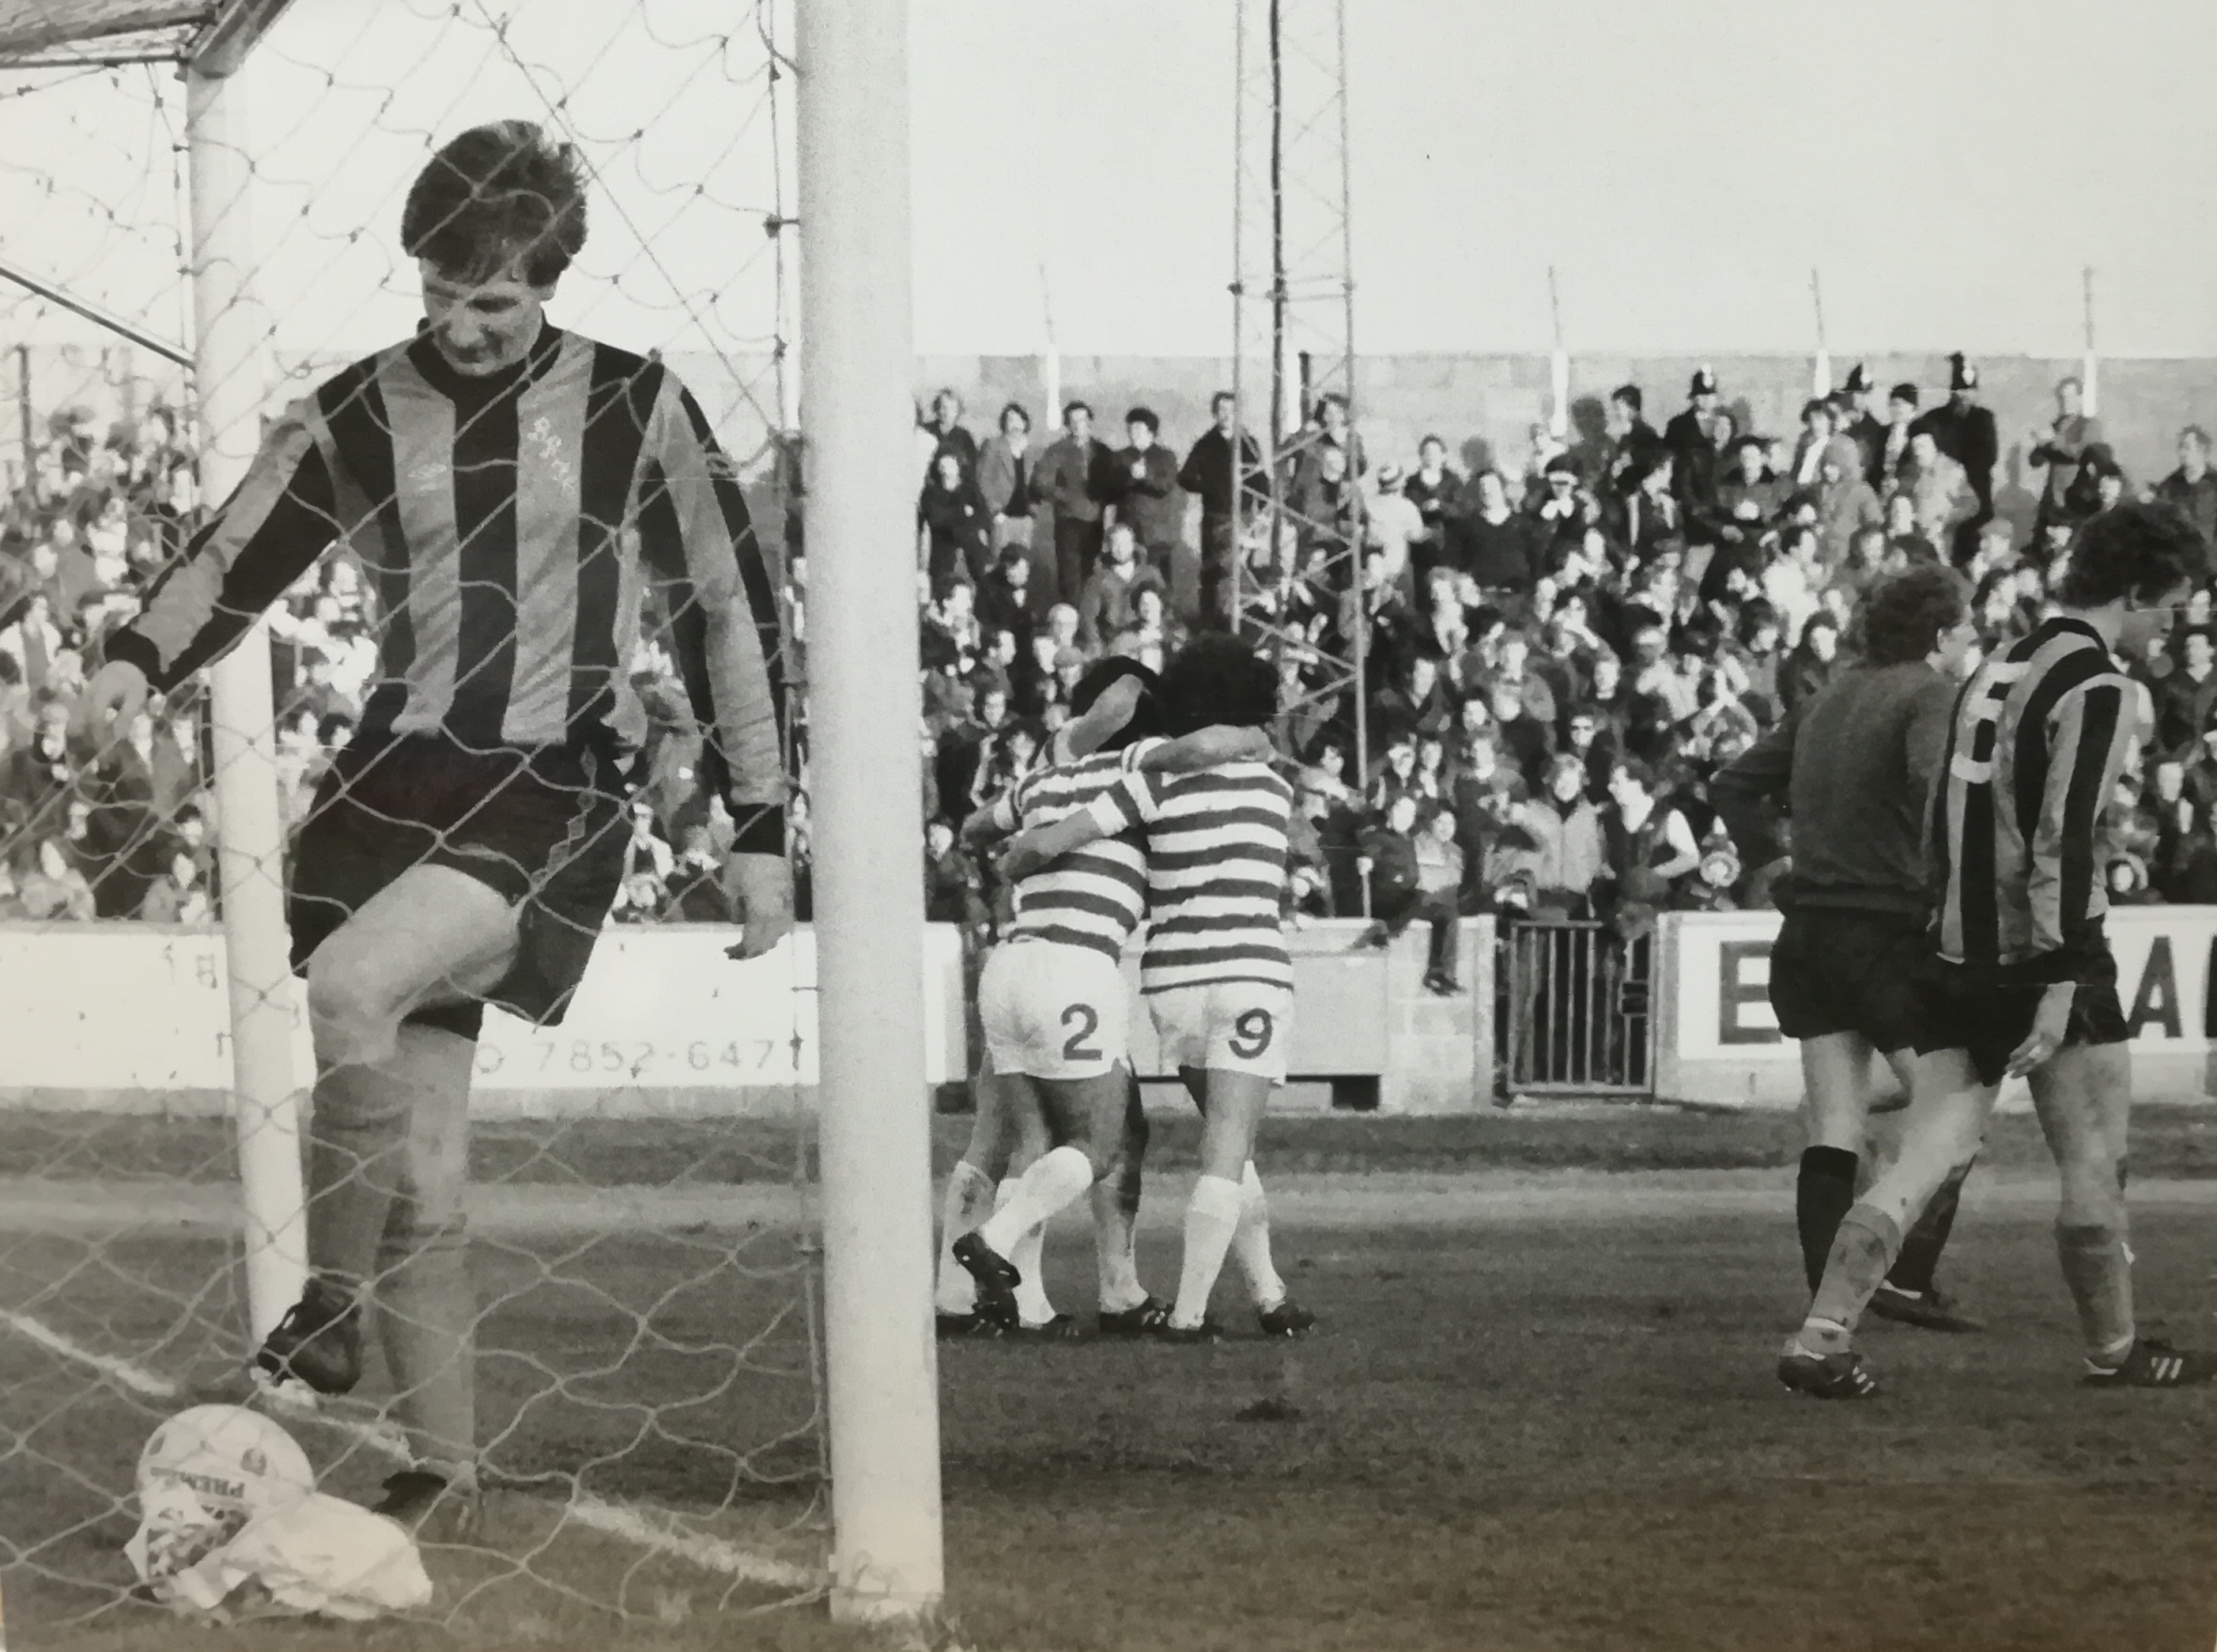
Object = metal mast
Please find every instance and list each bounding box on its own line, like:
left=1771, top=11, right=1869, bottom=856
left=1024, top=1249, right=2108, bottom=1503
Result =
left=1230, top=0, right=1363, bottom=779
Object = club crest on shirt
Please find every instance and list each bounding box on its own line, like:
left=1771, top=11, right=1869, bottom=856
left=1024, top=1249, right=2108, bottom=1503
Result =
left=527, top=414, right=579, bottom=501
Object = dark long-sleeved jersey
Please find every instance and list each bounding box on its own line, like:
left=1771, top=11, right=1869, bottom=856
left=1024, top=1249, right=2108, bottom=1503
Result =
left=108, top=325, right=788, bottom=854
left=1710, top=658, right=1955, bottom=919
left=1928, top=617, right=2142, bottom=982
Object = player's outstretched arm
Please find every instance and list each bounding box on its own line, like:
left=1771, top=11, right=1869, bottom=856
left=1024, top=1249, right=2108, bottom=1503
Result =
left=85, top=405, right=340, bottom=744
left=1058, top=674, right=1142, bottom=760
left=960, top=790, right=1020, bottom=853
left=1138, top=724, right=1274, bottom=773
left=1708, top=703, right=1801, bottom=873
left=999, top=810, right=1108, bottom=882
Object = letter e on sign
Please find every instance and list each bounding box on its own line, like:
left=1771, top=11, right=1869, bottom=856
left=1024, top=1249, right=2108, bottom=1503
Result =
left=1718, top=940, right=1781, bottom=1046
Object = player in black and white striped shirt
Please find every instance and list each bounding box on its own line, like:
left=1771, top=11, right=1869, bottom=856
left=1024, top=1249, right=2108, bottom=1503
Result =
left=1784, top=502, right=2217, bottom=1397
left=78, top=124, right=791, bottom=1535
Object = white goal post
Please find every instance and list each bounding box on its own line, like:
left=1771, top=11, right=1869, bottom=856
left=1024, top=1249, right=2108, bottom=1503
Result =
left=0, top=0, right=947, bottom=1628
left=793, top=0, right=946, bottom=1620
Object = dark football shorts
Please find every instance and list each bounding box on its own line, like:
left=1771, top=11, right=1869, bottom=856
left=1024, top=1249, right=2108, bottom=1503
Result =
left=288, top=735, right=632, bottom=1028
left=1910, top=936, right=2128, bottom=1088
left=1766, top=906, right=1932, bottom=1055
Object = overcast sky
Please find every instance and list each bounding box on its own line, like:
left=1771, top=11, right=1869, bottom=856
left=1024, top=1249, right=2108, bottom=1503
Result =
left=2, top=0, right=2214, bottom=369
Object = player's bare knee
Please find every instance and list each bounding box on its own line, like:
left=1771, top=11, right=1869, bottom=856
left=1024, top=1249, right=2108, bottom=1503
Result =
left=2056, top=1156, right=2125, bottom=1231
left=305, top=953, right=403, bottom=1069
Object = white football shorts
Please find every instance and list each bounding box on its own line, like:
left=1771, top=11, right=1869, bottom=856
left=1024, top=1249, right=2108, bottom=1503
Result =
left=1146, top=981, right=1294, bottom=1084
left=976, top=939, right=1131, bottom=1081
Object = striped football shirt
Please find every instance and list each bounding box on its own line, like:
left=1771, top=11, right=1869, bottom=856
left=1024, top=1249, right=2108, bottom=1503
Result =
left=1928, top=615, right=2143, bottom=982
left=107, top=323, right=788, bottom=853
left=987, top=740, right=1158, bottom=960
left=1085, top=761, right=1294, bottom=994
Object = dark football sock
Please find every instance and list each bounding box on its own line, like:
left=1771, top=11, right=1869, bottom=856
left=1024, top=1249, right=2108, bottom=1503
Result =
left=1887, top=1159, right=1970, bottom=1297
left=1796, top=1146, right=1860, bottom=1296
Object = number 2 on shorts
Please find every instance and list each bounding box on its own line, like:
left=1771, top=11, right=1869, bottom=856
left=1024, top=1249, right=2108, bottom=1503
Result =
left=1060, top=1003, right=1101, bottom=1061
left=1229, top=1008, right=1273, bottom=1060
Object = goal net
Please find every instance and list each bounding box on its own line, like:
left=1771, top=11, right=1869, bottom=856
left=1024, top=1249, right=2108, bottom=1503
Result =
left=0, top=1, right=842, bottom=1638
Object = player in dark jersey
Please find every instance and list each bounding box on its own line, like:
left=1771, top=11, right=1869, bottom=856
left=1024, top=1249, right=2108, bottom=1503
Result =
left=1713, top=566, right=1982, bottom=1330
left=936, top=662, right=1268, bottom=1336
left=1781, top=501, right=2217, bottom=1397
left=79, top=124, right=791, bottom=1533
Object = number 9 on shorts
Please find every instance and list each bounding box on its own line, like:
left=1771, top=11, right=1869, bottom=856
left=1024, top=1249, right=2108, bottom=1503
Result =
left=1148, top=983, right=1295, bottom=1084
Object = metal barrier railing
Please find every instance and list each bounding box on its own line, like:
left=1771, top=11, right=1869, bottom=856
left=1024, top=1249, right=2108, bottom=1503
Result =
left=1501, top=918, right=1654, bottom=1096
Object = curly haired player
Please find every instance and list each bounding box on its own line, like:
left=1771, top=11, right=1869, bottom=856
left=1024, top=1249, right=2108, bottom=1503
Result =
left=81, top=123, right=791, bottom=1534
left=1779, top=501, right=2217, bottom=1397
left=936, top=660, right=1270, bottom=1337
left=1001, top=636, right=1312, bottom=1341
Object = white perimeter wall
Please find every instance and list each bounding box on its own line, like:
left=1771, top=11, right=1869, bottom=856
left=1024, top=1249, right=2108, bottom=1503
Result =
left=6, top=910, right=2211, bottom=1116
left=1658, top=907, right=2217, bottom=1104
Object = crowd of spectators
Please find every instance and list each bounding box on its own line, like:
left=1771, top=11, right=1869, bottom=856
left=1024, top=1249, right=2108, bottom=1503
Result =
left=876, top=360, right=2217, bottom=995
left=0, top=404, right=213, bottom=922
left=9, top=356, right=2217, bottom=959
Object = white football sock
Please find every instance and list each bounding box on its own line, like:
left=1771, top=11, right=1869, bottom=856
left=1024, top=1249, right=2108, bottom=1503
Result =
left=1091, top=1179, right=1147, bottom=1312
left=933, top=1161, right=995, bottom=1314
left=1170, top=1174, right=1246, bottom=1330
left=1012, top=1221, right=1056, bottom=1325
left=979, top=1146, right=1094, bottom=1258
left=978, top=1148, right=1093, bottom=1327
left=1229, top=1160, right=1286, bottom=1311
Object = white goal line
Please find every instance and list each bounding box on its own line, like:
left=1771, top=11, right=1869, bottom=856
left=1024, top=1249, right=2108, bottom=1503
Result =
left=0, top=1310, right=821, bottom=1591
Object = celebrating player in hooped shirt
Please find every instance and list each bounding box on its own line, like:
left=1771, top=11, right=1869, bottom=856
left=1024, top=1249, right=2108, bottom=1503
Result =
left=1003, top=636, right=1312, bottom=1341
left=943, top=661, right=1272, bottom=1336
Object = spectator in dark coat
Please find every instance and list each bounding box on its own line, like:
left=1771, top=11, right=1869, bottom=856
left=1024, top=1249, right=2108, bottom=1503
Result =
left=1030, top=400, right=1114, bottom=609
left=921, top=388, right=979, bottom=481
left=1452, top=471, right=1536, bottom=598
left=1871, top=382, right=1919, bottom=489
left=1662, top=366, right=1724, bottom=529
left=1109, top=406, right=1186, bottom=586
left=1715, top=437, right=1786, bottom=553
left=1834, top=364, right=1889, bottom=487
left=1178, top=391, right=1265, bottom=629
left=2155, top=627, right=2217, bottom=759
left=923, top=817, right=988, bottom=930
left=1403, top=435, right=1464, bottom=581
left=2156, top=425, right=2217, bottom=564
left=1601, top=384, right=1667, bottom=502
left=1909, top=353, right=2000, bottom=562
left=975, top=546, right=1041, bottom=651
left=916, top=451, right=991, bottom=597
left=1777, top=610, right=1842, bottom=715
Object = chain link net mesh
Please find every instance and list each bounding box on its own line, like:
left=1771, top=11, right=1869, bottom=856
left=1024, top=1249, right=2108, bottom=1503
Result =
left=0, top=3, right=844, bottom=1639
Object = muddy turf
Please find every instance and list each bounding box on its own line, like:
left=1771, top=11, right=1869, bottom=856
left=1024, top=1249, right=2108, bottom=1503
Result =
left=0, top=1107, right=2211, bottom=1651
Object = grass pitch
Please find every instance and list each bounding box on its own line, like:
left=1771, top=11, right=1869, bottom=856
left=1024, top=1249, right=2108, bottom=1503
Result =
left=0, top=1107, right=2211, bottom=1650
